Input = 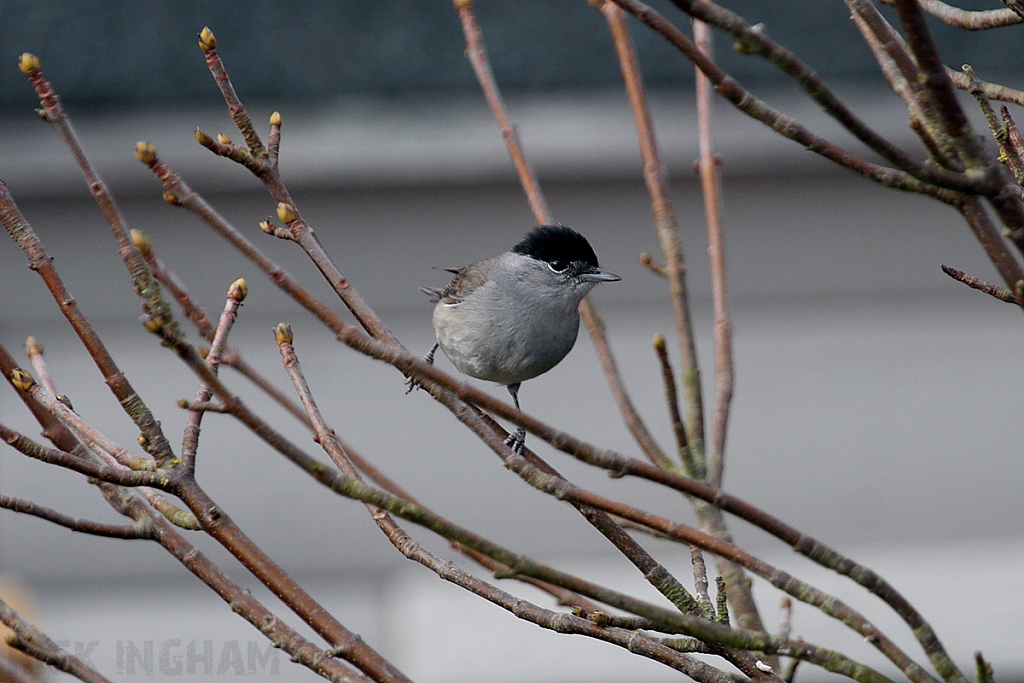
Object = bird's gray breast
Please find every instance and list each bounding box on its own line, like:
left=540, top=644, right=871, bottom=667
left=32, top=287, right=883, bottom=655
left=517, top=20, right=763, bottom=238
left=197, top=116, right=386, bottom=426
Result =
left=432, top=255, right=584, bottom=385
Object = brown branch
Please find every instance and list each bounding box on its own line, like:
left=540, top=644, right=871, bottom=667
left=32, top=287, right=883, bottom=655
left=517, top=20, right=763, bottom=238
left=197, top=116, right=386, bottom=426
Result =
left=878, top=0, right=1023, bottom=29
left=612, top=0, right=960, bottom=198
left=0, top=343, right=371, bottom=683
left=579, top=302, right=671, bottom=468
left=274, top=325, right=737, bottom=681
left=693, top=12, right=733, bottom=491
left=1001, top=106, right=1024, bottom=182
left=653, top=334, right=694, bottom=475
left=0, top=495, right=151, bottom=539
left=23, top=337, right=56, bottom=397
left=135, top=233, right=315, bottom=428
left=0, top=180, right=173, bottom=463
left=453, top=0, right=552, bottom=224
left=314, top=456, right=894, bottom=683
left=690, top=545, right=715, bottom=620
left=894, top=0, right=1024, bottom=265
left=194, top=31, right=395, bottom=344
left=963, top=66, right=1024, bottom=189
left=179, top=278, right=246, bottom=471
left=846, top=0, right=961, bottom=170
left=17, top=58, right=175, bottom=464
left=940, top=264, right=1019, bottom=303
left=599, top=0, right=776, bottom=641
left=947, top=66, right=1024, bottom=108
left=0, top=421, right=163, bottom=489
left=499, top=445, right=931, bottom=683
left=664, top=0, right=992, bottom=194
left=0, top=596, right=112, bottom=683
left=600, top=0, right=706, bottom=470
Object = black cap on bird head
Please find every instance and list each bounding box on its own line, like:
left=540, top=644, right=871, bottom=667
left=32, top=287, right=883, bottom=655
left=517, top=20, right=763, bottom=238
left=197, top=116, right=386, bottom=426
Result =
left=512, top=225, right=600, bottom=270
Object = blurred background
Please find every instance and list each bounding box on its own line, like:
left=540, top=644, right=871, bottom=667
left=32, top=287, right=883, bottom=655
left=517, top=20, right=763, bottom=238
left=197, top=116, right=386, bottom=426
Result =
left=1, top=2, right=1022, bottom=682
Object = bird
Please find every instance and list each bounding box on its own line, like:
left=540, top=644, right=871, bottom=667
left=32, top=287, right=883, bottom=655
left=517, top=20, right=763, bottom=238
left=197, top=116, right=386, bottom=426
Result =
left=415, top=225, right=620, bottom=453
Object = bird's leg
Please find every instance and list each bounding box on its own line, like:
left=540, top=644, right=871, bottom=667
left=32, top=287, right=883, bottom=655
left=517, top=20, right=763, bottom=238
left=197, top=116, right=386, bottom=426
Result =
left=404, top=343, right=438, bottom=394
left=504, top=382, right=526, bottom=454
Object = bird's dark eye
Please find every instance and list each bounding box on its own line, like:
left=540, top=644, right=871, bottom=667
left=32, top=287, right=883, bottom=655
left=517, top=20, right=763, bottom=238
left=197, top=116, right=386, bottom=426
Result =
left=548, top=259, right=568, bottom=272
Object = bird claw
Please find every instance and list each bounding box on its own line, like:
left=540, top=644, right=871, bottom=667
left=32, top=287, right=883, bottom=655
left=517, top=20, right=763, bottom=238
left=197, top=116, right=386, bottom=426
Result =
left=405, top=343, right=439, bottom=394
left=504, top=428, right=527, bottom=455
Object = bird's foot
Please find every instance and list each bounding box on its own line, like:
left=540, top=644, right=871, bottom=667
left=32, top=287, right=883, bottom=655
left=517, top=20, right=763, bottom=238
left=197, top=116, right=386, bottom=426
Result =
left=405, top=343, right=438, bottom=394
left=504, top=427, right=527, bottom=455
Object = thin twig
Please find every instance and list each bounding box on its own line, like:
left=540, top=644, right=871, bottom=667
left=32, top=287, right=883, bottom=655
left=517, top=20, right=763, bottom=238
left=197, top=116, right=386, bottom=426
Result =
left=600, top=0, right=775, bottom=640
left=138, top=235, right=315, bottom=428
left=0, top=495, right=152, bottom=539
left=940, top=264, right=1019, bottom=303
left=609, top=0, right=962, bottom=202
left=579, top=303, right=671, bottom=468
left=0, top=597, right=113, bottom=683
left=693, top=11, right=733, bottom=491
left=453, top=0, right=552, bottom=224
left=690, top=545, right=715, bottom=620
left=0, top=343, right=373, bottom=683
left=18, top=57, right=175, bottom=463
left=962, top=66, right=1024, bottom=188
left=894, top=0, right=1024, bottom=263
left=600, top=0, right=706, bottom=471
left=652, top=333, right=693, bottom=474
left=947, top=66, right=1024, bottom=108
left=195, top=31, right=395, bottom=344
left=664, top=0, right=991, bottom=194
left=878, top=0, right=1023, bottom=29
left=180, top=278, right=246, bottom=471
left=847, top=0, right=961, bottom=170
left=305, top=431, right=898, bottom=683
left=274, top=325, right=733, bottom=681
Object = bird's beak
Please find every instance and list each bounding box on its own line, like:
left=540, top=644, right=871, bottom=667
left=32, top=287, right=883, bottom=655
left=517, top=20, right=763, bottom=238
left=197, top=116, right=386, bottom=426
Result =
left=580, top=267, right=621, bottom=283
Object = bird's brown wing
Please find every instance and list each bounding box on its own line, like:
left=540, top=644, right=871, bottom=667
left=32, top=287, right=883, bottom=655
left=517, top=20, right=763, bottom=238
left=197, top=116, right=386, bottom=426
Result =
left=438, top=261, right=490, bottom=305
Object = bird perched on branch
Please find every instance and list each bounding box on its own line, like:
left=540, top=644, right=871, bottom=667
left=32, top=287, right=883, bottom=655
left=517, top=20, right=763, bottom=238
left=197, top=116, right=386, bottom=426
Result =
left=414, top=225, right=620, bottom=453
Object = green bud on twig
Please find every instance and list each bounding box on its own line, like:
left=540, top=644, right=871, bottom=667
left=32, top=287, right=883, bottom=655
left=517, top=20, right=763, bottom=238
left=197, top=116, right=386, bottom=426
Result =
left=275, top=323, right=293, bottom=346
left=24, top=336, right=42, bottom=357
left=270, top=111, right=282, bottom=127
left=228, top=278, right=248, bottom=302
left=276, top=203, right=297, bottom=224
left=130, top=228, right=152, bottom=256
left=18, top=53, right=40, bottom=76
left=10, top=368, right=35, bottom=392
left=653, top=333, right=667, bottom=353
left=143, top=315, right=165, bottom=333
left=194, top=129, right=214, bottom=147
left=134, top=141, right=157, bottom=165
left=198, top=27, right=217, bottom=53
left=217, top=133, right=232, bottom=145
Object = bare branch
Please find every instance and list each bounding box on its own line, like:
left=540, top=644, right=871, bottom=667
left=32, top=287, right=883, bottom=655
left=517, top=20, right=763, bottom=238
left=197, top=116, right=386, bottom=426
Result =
left=0, top=495, right=152, bottom=539
left=693, top=12, right=733, bottom=491
left=0, top=181, right=174, bottom=463
left=600, top=0, right=707, bottom=469
left=611, top=0, right=961, bottom=201
left=878, top=0, right=1023, bottom=30
left=579, top=302, right=671, bottom=468
left=940, top=264, right=1019, bottom=303
left=0, top=597, right=113, bottom=683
